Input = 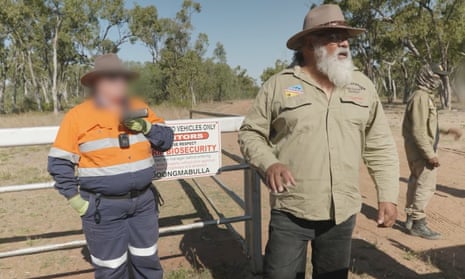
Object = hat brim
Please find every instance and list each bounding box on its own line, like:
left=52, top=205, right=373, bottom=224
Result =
left=286, top=26, right=366, bottom=50
left=81, top=69, right=139, bottom=87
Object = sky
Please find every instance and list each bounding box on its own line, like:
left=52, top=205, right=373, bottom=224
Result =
left=118, top=0, right=321, bottom=81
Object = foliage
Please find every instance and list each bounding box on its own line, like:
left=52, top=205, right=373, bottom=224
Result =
left=0, top=0, right=258, bottom=114
left=322, top=0, right=465, bottom=108
left=260, top=59, right=289, bottom=84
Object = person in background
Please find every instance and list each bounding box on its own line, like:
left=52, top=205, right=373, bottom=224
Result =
left=48, top=53, right=173, bottom=279
left=402, top=64, right=462, bottom=240
left=239, top=4, right=399, bottom=279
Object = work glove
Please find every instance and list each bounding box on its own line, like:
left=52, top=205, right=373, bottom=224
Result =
left=124, top=118, right=152, bottom=135
left=69, top=195, right=89, bottom=216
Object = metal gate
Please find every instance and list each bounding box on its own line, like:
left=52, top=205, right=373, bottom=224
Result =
left=0, top=113, right=263, bottom=274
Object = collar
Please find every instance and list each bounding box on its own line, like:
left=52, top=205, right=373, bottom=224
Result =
left=286, top=65, right=321, bottom=88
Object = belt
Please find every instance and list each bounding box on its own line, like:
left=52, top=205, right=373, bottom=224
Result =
left=81, top=184, right=154, bottom=225
left=82, top=184, right=151, bottom=200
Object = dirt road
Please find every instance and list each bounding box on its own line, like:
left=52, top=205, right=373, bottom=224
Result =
left=1, top=100, right=465, bottom=279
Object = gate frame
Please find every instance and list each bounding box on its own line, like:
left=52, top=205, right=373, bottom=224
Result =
left=0, top=112, right=263, bottom=274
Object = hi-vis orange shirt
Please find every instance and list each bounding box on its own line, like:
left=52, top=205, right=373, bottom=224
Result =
left=48, top=98, right=174, bottom=198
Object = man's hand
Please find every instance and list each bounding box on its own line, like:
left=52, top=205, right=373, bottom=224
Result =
left=447, top=128, right=462, bottom=140
left=124, top=118, right=151, bottom=135
left=377, top=202, right=397, bottom=227
left=265, top=163, right=296, bottom=193
left=427, top=156, right=440, bottom=168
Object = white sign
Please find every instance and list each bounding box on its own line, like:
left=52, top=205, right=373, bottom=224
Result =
left=153, top=119, right=221, bottom=181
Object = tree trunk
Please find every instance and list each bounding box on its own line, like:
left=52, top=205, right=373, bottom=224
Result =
left=392, top=79, right=397, bottom=103
left=0, top=77, right=5, bottom=114
left=401, top=62, right=410, bottom=103
left=26, top=51, right=42, bottom=111
left=41, top=81, right=50, bottom=104
left=190, top=81, right=196, bottom=107
left=51, top=18, right=62, bottom=114
left=442, top=75, right=452, bottom=110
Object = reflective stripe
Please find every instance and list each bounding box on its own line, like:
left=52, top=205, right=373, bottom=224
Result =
left=91, top=252, right=127, bottom=269
left=78, top=157, right=154, bottom=177
left=48, top=147, right=80, bottom=163
left=79, top=134, right=147, bottom=153
left=128, top=243, right=157, bottom=257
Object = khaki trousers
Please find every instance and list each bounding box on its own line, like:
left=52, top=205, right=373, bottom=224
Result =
left=405, top=159, right=437, bottom=220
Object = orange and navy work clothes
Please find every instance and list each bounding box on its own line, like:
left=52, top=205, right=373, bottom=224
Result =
left=47, top=99, right=174, bottom=198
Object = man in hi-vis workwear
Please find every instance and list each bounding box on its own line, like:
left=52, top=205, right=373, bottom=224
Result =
left=48, top=54, right=173, bottom=279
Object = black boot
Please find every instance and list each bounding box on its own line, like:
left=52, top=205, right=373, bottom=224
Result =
left=410, top=218, right=441, bottom=240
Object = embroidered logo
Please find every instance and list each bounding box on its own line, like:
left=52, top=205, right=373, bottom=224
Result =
left=346, top=82, right=366, bottom=94
left=284, top=84, right=304, bottom=97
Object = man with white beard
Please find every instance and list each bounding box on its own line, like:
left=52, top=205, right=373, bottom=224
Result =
left=239, top=4, right=400, bottom=279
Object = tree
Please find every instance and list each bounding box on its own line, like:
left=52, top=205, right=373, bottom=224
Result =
left=0, top=0, right=258, bottom=113
left=260, top=59, right=288, bottom=84
left=213, top=42, right=227, bottom=64
left=324, top=0, right=465, bottom=108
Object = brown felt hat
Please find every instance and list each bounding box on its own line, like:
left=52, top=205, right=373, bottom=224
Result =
left=287, top=4, right=366, bottom=50
left=80, top=53, right=139, bottom=87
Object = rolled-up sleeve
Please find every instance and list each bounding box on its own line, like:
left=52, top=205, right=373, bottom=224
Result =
left=239, top=81, right=279, bottom=173
left=363, top=94, right=400, bottom=204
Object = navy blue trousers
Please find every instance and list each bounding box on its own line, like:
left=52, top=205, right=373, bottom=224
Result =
left=81, top=189, right=163, bottom=279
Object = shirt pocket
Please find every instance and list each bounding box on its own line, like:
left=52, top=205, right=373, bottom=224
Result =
left=339, top=96, right=370, bottom=124
left=273, top=97, right=313, bottom=136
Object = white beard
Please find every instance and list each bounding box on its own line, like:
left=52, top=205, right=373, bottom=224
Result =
left=314, top=45, right=354, bottom=88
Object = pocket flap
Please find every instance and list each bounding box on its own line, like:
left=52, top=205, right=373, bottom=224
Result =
left=340, top=97, right=369, bottom=108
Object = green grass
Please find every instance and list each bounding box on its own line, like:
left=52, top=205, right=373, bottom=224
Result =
left=166, top=269, right=213, bottom=279
left=403, top=250, right=420, bottom=261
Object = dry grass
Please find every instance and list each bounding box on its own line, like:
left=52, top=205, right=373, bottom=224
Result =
left=2, top=101, right=464, bottom=279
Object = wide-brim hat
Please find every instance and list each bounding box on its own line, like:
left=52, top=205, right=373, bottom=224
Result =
left=287, top=4, right=366, bottom=50
left=81, top=53, right=139, bottom=87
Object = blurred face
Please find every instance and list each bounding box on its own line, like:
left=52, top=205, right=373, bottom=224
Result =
left=93, top=74, right=129, bottom=104
left=303, top=30, right=354, bottom=87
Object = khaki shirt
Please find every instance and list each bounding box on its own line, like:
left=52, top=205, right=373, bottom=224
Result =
left=239, top=66, right=399, bottom=224
left=402, top=87, right=440, bottom=162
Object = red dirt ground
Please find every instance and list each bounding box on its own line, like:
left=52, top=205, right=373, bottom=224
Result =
left=1, top=100, right=465, bottom=279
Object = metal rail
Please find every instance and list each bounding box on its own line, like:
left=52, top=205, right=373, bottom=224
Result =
left=0, top=163, right=249, bottom=194
left=0, top=215, right=251, bottom=259
left=0, top=116, right=263, bottom=274
left=0, top=182, right=54, bottom=193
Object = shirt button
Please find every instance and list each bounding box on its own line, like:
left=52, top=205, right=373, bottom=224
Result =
left=128, top=156, right=131, bottom=160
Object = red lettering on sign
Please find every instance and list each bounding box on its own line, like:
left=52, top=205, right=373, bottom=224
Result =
left=174, top=132, right=209, bottom=141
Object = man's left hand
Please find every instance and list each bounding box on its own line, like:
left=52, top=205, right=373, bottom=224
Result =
left=124, top=118, right=151, bottom=135
left=377, top=202, right=397, bottom=227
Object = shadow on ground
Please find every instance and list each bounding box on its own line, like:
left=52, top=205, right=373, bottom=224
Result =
left=352, top=238, right=465, bottom=278
left=167, top=179, right=254, bottom=279
left=23, top=177, right=465, bottom=279
left=399, top=176, right=465, bottom=198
